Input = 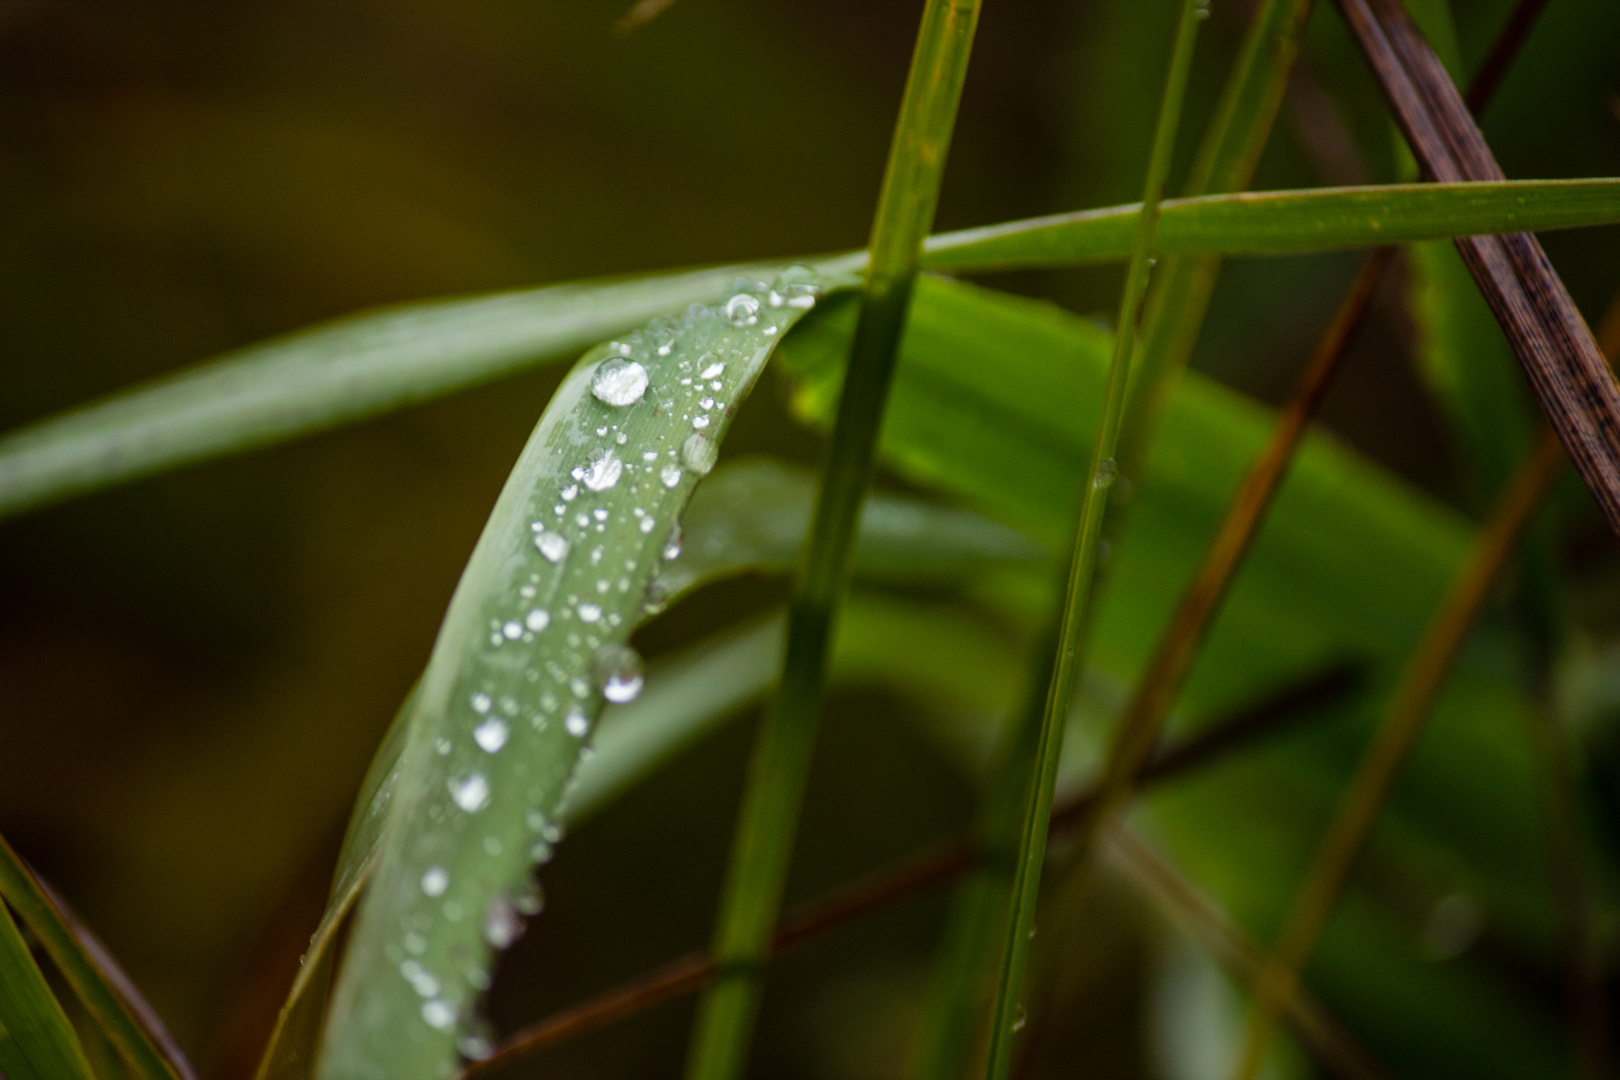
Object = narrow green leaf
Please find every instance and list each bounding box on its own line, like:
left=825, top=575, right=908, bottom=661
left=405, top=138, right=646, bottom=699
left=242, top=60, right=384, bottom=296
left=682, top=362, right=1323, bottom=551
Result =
left=983, top=3, right=1203, bottom=1075
left=685, top=3, right=983, bottom=1078
left=0, top=835, right=189, bottom=1080
left=314, top=269, right=833, bottom=1080
left=0, top=899, right=94, bottom=1080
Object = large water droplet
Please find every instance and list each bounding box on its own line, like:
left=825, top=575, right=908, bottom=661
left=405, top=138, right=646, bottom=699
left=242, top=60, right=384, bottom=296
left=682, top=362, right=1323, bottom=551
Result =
left=535, top=531, right=569, bottom=563
left=474, top=717, right=509, bottom=753
left=691, top=414, right=711, bottom=430
left=591, top=358, right=649, bottom=407
left=681, top=433, right=717, bottom=475
left=582, top=451, right=623, bottom=492
left=525, top=608, right=550, bottom=632
left=700, top=361, right=726, bottom=379
left=660, top=464, right=683, bottom=488
left=724, top=293, right=760, bottom=327
left=450, top=773, right=491, bottom=812
left=421, top=866, right=449, bottom=897
left=593, top=643, right=645, bottom=703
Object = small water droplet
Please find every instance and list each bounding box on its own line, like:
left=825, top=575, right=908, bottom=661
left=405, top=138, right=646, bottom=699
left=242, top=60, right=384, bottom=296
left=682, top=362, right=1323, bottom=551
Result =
left=691, top=414, right=711, bottom=430
left=422, top=999, right=457, bottom=1031
left=513, top=879, right=545, bottom=915
left=593, top=643, right=645, bottom=703
left=1093, top=458, right=1118, bottom=488
left=525, top=608, right=550, bottom=632
left=474, top=717, right=509, bottom=753
left=701, top=361, right=726, bottom=379
left=593, top=507, right=609, bottom=521
left=578, top=602, right=602, bottom=623
left=582, top=451, right=623, bottom=492
left=502, top=620, right=522, bottom=640
left=536, top=531, right=569, bottom=562
left=591, top=358, right=649, bottom=407
left=639, top=517, right=656, bottom=534
left=458, top=1031, right=495, bottom=1062
left=484, top=895, right=525, bottom=950
left=561, top=484, right=578, bottom=501
left=471, top=692, right=492, bottom=714
left=681, top=433, right=717, bottom=475
left=698, top=397, right=715, bottom=411
left=450, top=773, right=491, bottom=812
left=663, top=522, right=683, bottom=561
left=660, top=464, right=683, bottom=488
left=724, top=293, right=760, bottom=327
left=565, top=706, right=590, bottom=737
left=421, top=866, right=449, bottom=896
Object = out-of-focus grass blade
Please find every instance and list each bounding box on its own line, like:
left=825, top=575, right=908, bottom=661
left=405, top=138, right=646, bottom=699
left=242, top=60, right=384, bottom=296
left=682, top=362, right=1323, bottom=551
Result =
left=315, top=269, right=836, bottom=1080
left=0, top=263, right=786, bottom=522
left=0, top=898, right=94, bottom=1080
left=0, top=833, right=191, bottom=1080
left=6, top=180, right=1620, bottom=525
left=654, top=457, right=1044, bottom=599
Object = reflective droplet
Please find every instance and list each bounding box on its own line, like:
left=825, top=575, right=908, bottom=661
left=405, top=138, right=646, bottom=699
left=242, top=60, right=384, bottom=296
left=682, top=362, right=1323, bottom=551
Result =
left=513, top=879, right=545, bottom=916
left=660, top=464, right=683, bottom=488
left=422, top=999, right=456, bottom=1031
left=484, top=895, right=525, bottom=950
left=578, top=602, right=602, bottom=623
left=681, top=433, right=717, bottom=475
left=724, top=293, right=760, bottom=327
left=663, top=522, right=683, bottom=562
left=593, top=643, right=645, bottom=703
left=700, top=361, right=726, bottom=379
left=502, top=620, right=522, bottom=640
left=474, top=717, right=509, bottom=753
left=458, top=1031, right=495, bottom=1062
left=535, top=531, right=569, bottom=562
left=450, top=773, right=491, bottom=813
left=691, top=414, right=711, bottom=430
left=421, top=866, right=449, bottom=897
left=1094, top=458, right=1118, bottom=488
left=591, top=358, right=649, bottom=407
left=471, top=692, right=492, bottom=714
left=561, top=484, right=578, bottom=501
left=525, top=608, right=550, bottom=632
left=565, top=707, right=589, bottom=737
left=582, top=451, right=623, bottom=492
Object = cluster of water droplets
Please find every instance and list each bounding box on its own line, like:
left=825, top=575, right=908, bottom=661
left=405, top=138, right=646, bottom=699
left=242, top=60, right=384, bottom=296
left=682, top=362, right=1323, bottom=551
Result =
left=368, top=266, right=823, bottom=1074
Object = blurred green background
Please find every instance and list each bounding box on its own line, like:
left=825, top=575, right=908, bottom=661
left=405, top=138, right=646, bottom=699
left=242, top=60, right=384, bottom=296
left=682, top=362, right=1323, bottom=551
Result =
left=2, top=2, right=1618, bottom=1078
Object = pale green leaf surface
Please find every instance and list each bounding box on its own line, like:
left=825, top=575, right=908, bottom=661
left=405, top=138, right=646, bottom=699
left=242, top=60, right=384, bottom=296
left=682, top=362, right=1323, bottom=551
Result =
left=5, top=181, right=1620, bottom=524
left=777, top=275, right=1562, bottom=1077
left=316, top=273, right=832, bottom=1080
left=0, top=899, right=94, bottom=1080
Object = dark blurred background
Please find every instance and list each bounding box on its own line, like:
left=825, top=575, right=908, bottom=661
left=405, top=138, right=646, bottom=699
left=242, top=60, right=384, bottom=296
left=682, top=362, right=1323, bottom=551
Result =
left=1, top=2, right=1617, bottom=1078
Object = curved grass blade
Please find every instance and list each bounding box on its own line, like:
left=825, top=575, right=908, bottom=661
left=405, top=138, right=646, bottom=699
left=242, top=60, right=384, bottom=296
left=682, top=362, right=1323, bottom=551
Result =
left=685, top=2, right=982, bottom=1077
left=984, top=3, right=1203, bottom=1075
left=8, top=181, right=1620, bottom=527
left=314, top=268, right=837, bottom=1080
left=0, top=898, right=94, bottom=1080
left=0, top=834, right=191, bottom=1080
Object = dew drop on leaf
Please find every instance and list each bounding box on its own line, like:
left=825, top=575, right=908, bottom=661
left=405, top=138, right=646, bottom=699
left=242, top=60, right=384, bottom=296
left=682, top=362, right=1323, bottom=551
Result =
left=660, top=464, right=682, bottom=488
left=593, top=643, right=645, bottom=703
left=724, top=293, right=760, bottom=327
left=681, top=433, right=717, bottom=475
left=449, top=773, right=491, bottom=813
left=590, top=358, right=649, bottom=406
left=473, top=717, right=509, bottom=753
left=663, top=522, right=683, bottom=562
left=565, top=707, right=589, bottom=738
left=421, top=866, right=449, bottom=897
left=582, top=451, right=623, bottom=492
left=535, top=531, right=569, bottom=562
left=525, top=608, right=550, bottom=632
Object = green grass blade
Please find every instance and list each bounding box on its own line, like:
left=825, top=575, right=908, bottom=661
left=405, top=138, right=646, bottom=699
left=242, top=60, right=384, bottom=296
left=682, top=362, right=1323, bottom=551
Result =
left=0, top=835, right=189, bottom=1080
left=983, top=4, right=1203, bottom=1076
left=1114, top=0, right=1311, bottom=483
left=314, top=270, right=833, bottom=1080
left=0, top=899, right=94, bottom=1080
left=684, top=3, right=982, bottom=1077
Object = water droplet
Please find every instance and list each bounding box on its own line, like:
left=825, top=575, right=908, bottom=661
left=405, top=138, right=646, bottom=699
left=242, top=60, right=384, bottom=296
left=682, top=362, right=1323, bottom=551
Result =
left=474, top=717, right=509, bottom=753
left=591, top=358, right=649, bottom=406
left=535, top=531, right=569, bottom=562
left=525, top=608, right=550, bottom=632
left=660, top=464, right=683, bottom=488
left=698, top=397, right=715, bottom=411
left=502, top=621, right=522, bottom=640
left=642, top=451, right=658, bottom=462
left=593, top=507, right=609, bottom=522
left=701, top=361, right=726, bottom=379
left=565, top=707, right=590, bottom=737
left=663, top=523, right=683, bottom=561
left=1094, top=458, right=1118, bottom=488
left=513, top=880, right=545, bottom=915
left=593, top=643, right=645, bottom=703
left=450, top=773, right=491, bottom=812
left=458, top=1031, right=495, bottom=1062
left=422, top=1000, right=457, bottom=1031
left=484, top=895, right=525, bottom=950
left=724, top=293, right=760, bottom=327
left=578, top=602, right=602, bottom=623
left=471, top=692, right=492, bottom=714
left=680, top=433, right=717, bottom=475
left=401, top=959, right=440, bottom=998
left=582, top=451, right=623, bottom=492
left=561, top=485, right=579, bottom=502
left=639, top=517, right=656, bottom=534
left=691, top=414, right=711, bottom=430
left=421, top=866, right=449, bottom=897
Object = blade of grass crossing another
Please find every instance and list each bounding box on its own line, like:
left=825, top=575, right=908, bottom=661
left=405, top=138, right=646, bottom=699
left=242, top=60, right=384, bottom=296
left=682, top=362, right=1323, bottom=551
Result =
left=983, top=3, right=1204, bottom=1077
left=0, top=897, right=95, bottom=1080
left=0, top=833, right=191, bottom=1080
left=314, top=270, right=838, bottom=1080
left=684, top=4, right=982, bottom=1078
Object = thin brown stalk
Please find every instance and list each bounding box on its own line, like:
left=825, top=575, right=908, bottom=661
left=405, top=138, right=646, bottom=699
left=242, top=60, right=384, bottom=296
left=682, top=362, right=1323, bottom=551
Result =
left=1099, top=826, right=1391, bottom=1080
left=1336, top=0, right=1620, bottom=535
left=1230, top=428, right=1567, bottom=1080
left=1462, top=0, right=1550, bottom=115
left=457, top=665, right=1358, bottom=1080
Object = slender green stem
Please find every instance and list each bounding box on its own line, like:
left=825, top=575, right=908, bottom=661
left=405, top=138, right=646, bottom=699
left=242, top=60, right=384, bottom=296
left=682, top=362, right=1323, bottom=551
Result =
left=682, top=3, right=981, bottom=1078
left=981, top=4, right=1204, bottom=1077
